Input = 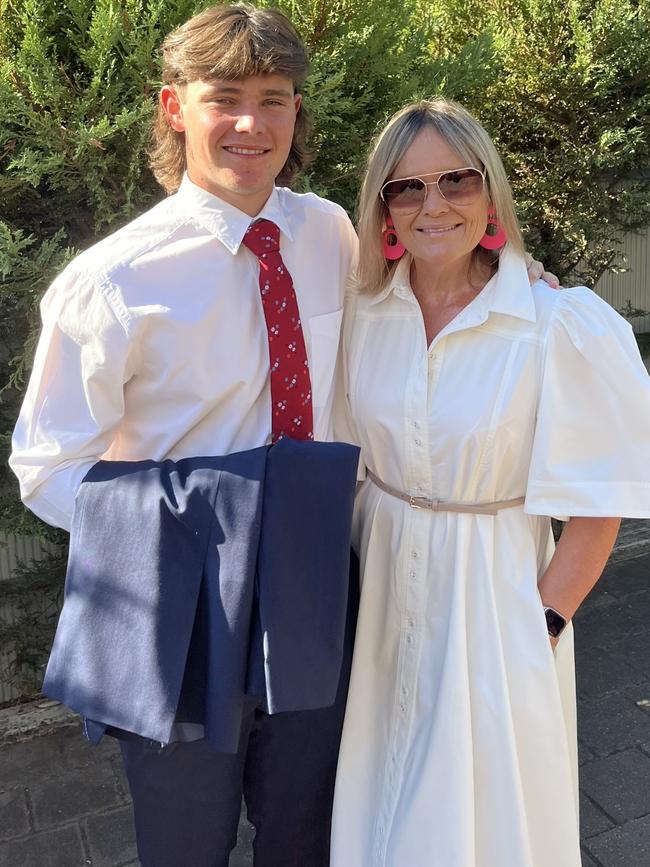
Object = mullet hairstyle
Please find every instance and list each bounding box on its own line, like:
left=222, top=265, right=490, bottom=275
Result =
left=356, top=99, right=525, bottom=295
left=150, top=3, right=312, bottom=193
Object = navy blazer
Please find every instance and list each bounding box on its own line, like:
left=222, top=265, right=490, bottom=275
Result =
left=43, top=438, right=359, bottom=752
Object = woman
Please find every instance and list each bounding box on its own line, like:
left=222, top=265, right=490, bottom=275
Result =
left=331, top=99, right=650, bottom=866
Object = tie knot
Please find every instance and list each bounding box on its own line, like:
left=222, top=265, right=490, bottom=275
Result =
left=242, top=219, right=280, bottom=257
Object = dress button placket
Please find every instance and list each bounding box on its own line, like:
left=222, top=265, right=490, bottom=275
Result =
left=376, top=537, right=426, bottom=864
left=375, top=340, right=428, bottom=865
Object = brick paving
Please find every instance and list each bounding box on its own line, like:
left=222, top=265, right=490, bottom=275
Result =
left=575, top=524, right=650, bottom=867
left=0, top=521, right=648, bottom=866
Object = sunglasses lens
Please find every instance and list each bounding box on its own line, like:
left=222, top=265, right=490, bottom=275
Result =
left=381, top=177, right=426, bottom=210
left=381, top=168, right=484, bottom=212
left=438, top=169, right=484, bottom=203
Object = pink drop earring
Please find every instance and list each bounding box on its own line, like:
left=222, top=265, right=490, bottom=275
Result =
left=382, top=215, right=406, bottom=260
left=479, top=207, right=507, bottom=250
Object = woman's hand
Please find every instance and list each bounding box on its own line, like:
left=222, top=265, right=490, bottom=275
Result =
left=524, top=252, right=560, bottom=289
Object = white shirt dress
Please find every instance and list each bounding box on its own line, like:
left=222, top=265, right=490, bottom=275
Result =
left=330, top=247, right=650, bottom=867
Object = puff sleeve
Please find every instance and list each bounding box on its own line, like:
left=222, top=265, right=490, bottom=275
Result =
left=525, top=287, right=650, bottom=518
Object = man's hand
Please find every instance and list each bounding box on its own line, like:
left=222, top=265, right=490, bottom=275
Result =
left=524, top=252, right=560, bottom=289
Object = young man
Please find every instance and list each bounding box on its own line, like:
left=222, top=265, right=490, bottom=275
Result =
left=10, top=5, right=357, bottom=866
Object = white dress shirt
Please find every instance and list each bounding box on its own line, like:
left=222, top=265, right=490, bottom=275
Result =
left=10, top=176, right=358, bottom=530
left=331, top=246, right=650, bottom=867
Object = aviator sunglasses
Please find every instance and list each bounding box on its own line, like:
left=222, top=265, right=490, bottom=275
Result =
left=380, top=167, right=486, bottom=214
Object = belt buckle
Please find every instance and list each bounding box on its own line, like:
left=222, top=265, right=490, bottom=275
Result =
left=408, top=495, right=429, bottom=510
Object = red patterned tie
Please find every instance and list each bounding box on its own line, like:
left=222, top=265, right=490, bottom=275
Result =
left=242, top=219, right=314, bottom=443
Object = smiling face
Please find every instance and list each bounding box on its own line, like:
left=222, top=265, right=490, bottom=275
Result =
left=387, top=126, right=489, bottom=271
left=160, top=74, right=301, bottom=216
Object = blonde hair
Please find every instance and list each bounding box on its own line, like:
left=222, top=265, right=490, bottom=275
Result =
left=356, top=99, right=525, bottom=294
left=150, top=3, right=311, bottom=194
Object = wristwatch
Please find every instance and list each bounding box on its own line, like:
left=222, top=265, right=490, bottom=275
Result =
left=543, top=606, right=568, bottom=639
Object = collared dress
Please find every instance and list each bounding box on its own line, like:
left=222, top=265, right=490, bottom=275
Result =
left=331, top=247, right=650, bottom=867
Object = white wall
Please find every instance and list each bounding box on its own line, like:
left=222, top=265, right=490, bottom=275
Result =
left=595, top=226, right=650, bottom=334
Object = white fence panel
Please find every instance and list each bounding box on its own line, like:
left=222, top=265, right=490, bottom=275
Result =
left=595, top=227, right=650, bottom=333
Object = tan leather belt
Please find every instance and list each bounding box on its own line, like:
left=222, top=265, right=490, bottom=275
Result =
left=367, top=470, right=525, bottom=515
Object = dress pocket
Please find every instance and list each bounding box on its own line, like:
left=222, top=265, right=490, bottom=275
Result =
left=308, top=308, right=343, bottom=408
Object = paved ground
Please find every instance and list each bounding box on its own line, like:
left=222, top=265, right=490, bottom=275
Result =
left=0, top=521, right=648, bottom=867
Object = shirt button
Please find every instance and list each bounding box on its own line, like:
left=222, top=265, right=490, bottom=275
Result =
left=406, top=635, right=414, bottom=645
left=400, top=702, right=407, bottom=712
left=409, top=570, right=416, bottom=580
left=412, top=551, right=419, bottom=559
left=414, top=437, right=422, bottom=446
left=413, top=420, right=421, bottom=429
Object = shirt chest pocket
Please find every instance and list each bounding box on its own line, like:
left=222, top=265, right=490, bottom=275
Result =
left=307, top=308, right=343, bottom=408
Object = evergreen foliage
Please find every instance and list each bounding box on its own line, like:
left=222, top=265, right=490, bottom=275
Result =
left=1, top=0, right=649, bottom=697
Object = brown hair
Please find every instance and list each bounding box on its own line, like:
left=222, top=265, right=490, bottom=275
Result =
left=150, top=3, right=311, bottom=193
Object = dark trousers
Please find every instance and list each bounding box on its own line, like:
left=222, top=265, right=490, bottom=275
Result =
left=120, top=560, right=359, bottom=867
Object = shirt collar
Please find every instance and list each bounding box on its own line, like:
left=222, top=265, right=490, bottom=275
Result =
left=367, top=255, right=414, bottom=306
left=480, top=245, right=537, bottom=323
left=176, top=174, right=294, bottom=254
left=367, top=244, right=537, bottom=323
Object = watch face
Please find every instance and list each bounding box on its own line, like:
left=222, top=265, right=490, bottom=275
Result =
left=544, top=607, right=566, bottom=638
